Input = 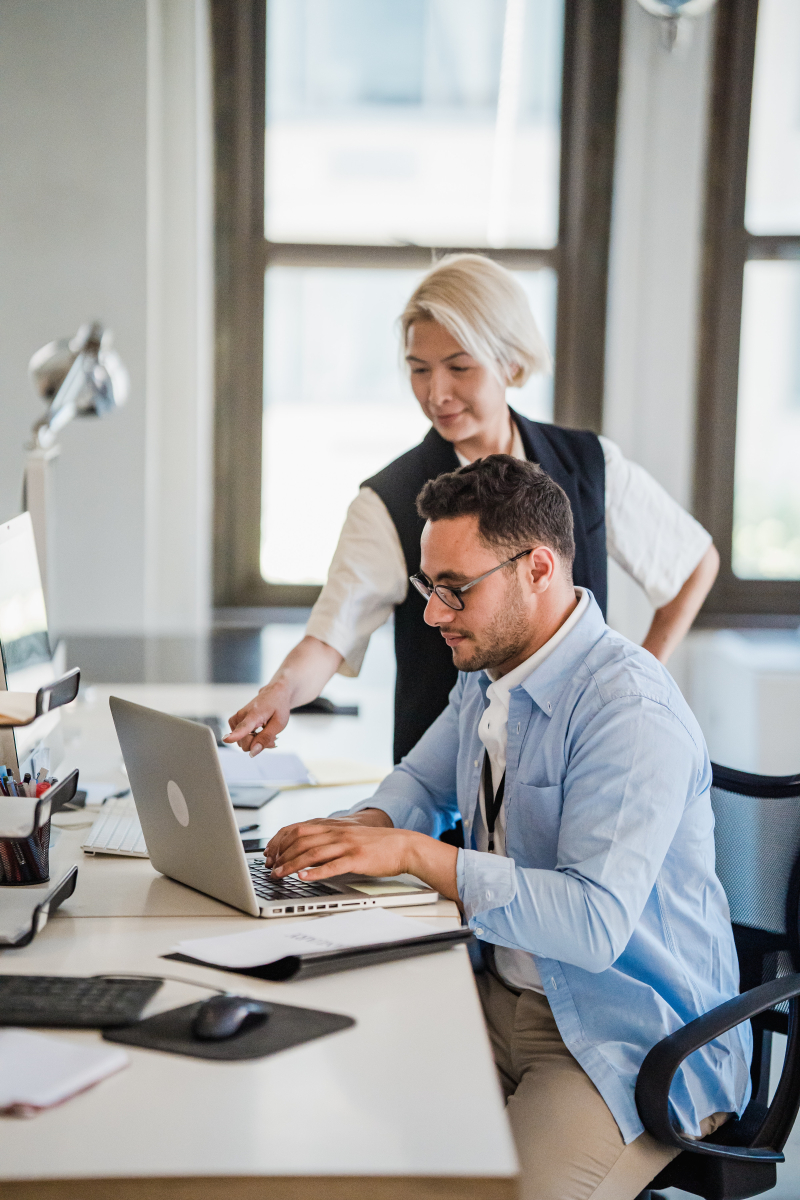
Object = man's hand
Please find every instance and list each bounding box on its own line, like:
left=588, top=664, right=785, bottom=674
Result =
left=264, top=811, right=460, bottom=902
left=225, top=681, right=292, bottom=755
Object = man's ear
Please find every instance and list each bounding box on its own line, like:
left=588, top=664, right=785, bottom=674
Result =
left=525, top=546, right=557, bottom=592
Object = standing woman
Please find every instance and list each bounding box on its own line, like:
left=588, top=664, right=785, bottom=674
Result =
left=226, top=255, right=718, bottom=763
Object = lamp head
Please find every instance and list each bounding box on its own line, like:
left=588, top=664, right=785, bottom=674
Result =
left=28, top=322, right=129, bottom=448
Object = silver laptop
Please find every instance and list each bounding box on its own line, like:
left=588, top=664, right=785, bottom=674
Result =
left=109, top=697, right=438, bottom=918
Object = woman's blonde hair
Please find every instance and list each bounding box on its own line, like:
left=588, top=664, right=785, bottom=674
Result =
left=400, top=253, right=552, bottom=387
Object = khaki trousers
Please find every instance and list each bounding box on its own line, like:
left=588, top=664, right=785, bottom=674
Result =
left=478, top=970, right=726, bottom=1200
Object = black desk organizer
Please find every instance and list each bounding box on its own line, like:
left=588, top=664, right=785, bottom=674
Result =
left=0, top=670, right=82, bottom=945
left=0, top=668, right=81, bottom=729
left=0, top=770, right=79, bottom=886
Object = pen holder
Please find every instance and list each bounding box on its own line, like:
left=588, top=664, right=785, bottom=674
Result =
left=0, top=770, right=79, bottom=886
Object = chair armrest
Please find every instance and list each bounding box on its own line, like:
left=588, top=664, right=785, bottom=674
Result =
left=636, top=972, right=800, bottom=1162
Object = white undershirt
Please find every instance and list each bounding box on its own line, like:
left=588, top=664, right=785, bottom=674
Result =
left=306, top=433, right=712, bottom=677
left=473, top=588, right=590, bottom=993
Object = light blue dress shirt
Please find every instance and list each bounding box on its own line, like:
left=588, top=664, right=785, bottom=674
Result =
left=349, top=593, right=752, bottom=1143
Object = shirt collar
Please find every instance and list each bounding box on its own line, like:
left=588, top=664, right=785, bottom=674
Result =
left=484, top=588, right=590, bottom=702
left=520, top=591, right=607, bottom=716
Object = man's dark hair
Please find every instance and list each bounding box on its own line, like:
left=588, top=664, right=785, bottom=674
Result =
left=416, top=454, right=575, bottom=571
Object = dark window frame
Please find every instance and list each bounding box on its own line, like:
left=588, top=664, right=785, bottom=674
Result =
left=695, top=0, right=800, bottom=622
left=211, top=0, right=623, bottom=608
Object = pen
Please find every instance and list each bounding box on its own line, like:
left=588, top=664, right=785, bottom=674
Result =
left=238, top=823, right=259, bottom=834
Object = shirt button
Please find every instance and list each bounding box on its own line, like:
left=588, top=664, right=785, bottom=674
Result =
left=486, top=890, right=493, bottom=900
left=476, top=928, right=484, bottom=936
left=464, top=816, right=471, bottom=826
left=474, top=758, right=479, bottom=768
left=546, top=701, right=552, bottom=712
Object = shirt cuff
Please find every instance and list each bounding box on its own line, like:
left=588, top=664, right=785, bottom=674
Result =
left=457, top=848, right=517, bottom=924
left=304, top=611, right=363, bottom=677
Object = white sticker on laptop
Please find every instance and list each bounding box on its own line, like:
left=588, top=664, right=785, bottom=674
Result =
left=167, top=780, right=190, bottom=827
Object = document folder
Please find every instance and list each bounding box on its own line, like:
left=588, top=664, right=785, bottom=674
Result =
left=166, top=926, right=474, bottom=982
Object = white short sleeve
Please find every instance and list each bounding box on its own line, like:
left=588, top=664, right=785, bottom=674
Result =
left=305, top=488, right=408, bottom=677
left=600, top=436, right=713, bottom=609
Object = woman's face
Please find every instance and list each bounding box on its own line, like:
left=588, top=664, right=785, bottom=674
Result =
left=405, top=320, right=508, bottom=445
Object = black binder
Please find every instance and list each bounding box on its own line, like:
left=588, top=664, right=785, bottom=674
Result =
left=165, top=926, right=474, bottom=982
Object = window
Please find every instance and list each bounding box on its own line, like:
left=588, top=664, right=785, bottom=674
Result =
left=212, top=0, right=622, bottom=606
left=696, top=0, right=800, bottom=618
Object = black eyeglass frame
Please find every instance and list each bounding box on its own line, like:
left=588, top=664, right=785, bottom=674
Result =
left=409, top=549, right=534, bottom=612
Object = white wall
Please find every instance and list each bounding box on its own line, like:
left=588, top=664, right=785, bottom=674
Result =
left=0, top=0, right=148, bottom=634
left=604, top=0, right=716, bottom=678
left=145, top=0, right=213, bottom=636
left=0, top=0, right=212, bottom=639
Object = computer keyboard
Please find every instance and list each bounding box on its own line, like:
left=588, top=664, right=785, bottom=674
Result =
left=248, top=861, right=339, bottom=901
left=0, top=975, right=162, bottom=1027
left=82, top=796, right=148, bottom=857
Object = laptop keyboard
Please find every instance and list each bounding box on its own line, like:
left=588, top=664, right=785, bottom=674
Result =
left=248, top=861, right=339, bottom=901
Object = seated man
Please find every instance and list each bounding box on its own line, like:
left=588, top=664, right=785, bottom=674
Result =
left=264, top=455, right=751, bottom=1200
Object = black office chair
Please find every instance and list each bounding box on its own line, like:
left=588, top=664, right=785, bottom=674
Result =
left=635, top=762, right=800, bottom=1200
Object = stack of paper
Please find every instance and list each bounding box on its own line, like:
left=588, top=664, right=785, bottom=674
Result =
left=0, top=1030, right=129, bottom=1117
left=216, top=748, right=312, bottom=788
left=216, top=747, right=389, bottom=790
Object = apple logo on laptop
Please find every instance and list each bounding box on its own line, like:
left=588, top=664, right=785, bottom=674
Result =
left=167, top=780, right=190, bottom=827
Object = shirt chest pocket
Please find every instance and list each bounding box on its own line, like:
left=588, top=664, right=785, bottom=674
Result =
left=507, top=782, right=563, bottom=868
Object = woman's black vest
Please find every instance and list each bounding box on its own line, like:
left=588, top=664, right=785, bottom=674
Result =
left=362, top=409, right=607, bottom=763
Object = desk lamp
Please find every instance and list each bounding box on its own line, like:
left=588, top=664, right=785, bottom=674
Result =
left=23, top=322, right=129, bottom=616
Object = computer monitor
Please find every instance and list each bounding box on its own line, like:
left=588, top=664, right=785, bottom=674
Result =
left=0, top=512, right=62, bottom=776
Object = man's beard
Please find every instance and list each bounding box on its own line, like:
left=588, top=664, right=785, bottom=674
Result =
left=446, top=578, right=532, bottom=673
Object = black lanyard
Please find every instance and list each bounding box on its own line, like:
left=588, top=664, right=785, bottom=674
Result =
left=482, top=752, right=506, bottom=853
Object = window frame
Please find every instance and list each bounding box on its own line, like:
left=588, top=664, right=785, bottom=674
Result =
left=211, top=0, right=623, bottom=608
left=695, top=0, right=800, bottom=622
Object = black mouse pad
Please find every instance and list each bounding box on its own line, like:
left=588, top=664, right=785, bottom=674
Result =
left=102, top=999, right=355, bottom=1061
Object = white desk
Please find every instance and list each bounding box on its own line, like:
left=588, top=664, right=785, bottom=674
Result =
left=0, top=685, right=518, bottom=1200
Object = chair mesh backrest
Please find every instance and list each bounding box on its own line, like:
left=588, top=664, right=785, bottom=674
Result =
left=711, top=772, right=800, bottom=935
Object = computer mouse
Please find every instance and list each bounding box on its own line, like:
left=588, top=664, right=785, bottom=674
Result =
left=191, top=994, right=273, bottom=1041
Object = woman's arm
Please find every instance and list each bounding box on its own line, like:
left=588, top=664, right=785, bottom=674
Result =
left=642, top=543, right=719, bottom=664
left=224, top=635, right=343, bottom=755
left=600, top=436, right=718, bottom=662
left=225, top=488, right=407, bottom=756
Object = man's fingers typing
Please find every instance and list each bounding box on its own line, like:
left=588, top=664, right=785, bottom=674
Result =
left=272, top=841, right=352, bottom=879
left=270, top=832, right=349, bottom=875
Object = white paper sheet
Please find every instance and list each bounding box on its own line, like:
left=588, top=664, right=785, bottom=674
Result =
left=0, top=692, right=36, bottom=725
left=0, top=1030, right=129, bottom=1115
left=216, top=747, right=312, bottom=787
left=171, top=907, right=441, bottom=969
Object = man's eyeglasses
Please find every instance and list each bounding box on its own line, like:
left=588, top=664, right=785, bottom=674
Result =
left=409, top=549, right=534, bottom=612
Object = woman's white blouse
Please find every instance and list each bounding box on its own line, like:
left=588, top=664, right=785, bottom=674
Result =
left=305, top=434, right=712, bottom=677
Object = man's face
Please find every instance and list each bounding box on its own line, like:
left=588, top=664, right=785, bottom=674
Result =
left=419, top=514, right=537, bottom=673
